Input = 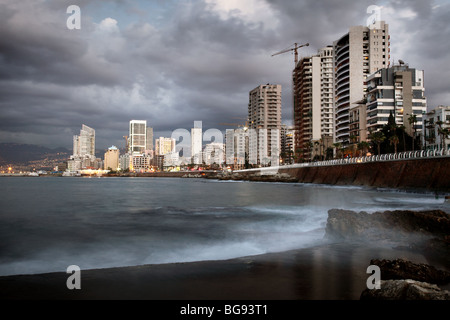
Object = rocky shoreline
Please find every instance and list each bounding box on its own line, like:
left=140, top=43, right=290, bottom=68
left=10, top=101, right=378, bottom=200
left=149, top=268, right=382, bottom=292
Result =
left=208, top=172, right=300, bottom=183
left=325, top=208, right=450, bottom=299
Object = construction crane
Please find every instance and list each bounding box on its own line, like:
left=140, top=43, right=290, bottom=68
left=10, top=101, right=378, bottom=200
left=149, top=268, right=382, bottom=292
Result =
left=272, top=42, right=310, bottom=65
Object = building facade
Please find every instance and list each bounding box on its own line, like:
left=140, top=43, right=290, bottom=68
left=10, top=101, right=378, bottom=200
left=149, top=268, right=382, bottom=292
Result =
left=204, top=142, right=225, bottom=166
left=248, top=84, right=282, bottom=166
left=365, top=64, right=427, bottom=135
left=68, top=124, right=100, bottom=171
left=293, top=47, right=334, bottom=161
left=280, top=125, right=295, bottom=164
left=334, top=22, right=390, bottom=145
left=225, top=127, right=249, bottom=169
left=191, top=121, right=203, bottom=165
left=104, top=145, right=120, bottom=171
left=422, top=105, right=450, bottom=151
left=129, top=120, right=154, bottom=154
left=155, top=137, right=176, bottom=156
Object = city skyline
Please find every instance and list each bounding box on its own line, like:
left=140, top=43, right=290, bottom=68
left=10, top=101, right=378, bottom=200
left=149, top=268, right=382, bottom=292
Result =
left=1, top=0, right=450, bottom=150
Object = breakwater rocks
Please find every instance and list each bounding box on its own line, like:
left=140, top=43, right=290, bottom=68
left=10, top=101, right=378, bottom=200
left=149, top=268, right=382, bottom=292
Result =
left=325, top=209, right=450, bottom=244
left=369, top=259, right=450, bottom=285
left=361, top=279, right=450, bottom=300
left=325, top=208, right=450, bottom=299
left=325, top=209, right=450, bottom=265
left=210, top=172, right=299, bottom=183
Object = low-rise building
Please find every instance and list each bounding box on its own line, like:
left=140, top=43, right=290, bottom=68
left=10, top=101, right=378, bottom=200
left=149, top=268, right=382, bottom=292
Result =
left=422, top=105, right=450, bottom=151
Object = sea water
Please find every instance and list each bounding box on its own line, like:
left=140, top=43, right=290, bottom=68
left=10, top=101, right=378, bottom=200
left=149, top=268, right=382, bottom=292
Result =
left=0, top=177, right=447, bottom=276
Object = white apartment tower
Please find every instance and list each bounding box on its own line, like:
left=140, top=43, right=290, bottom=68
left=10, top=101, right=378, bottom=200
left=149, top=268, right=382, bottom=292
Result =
left=68, top=124, right=98, bottom=171
left=248, top=84, right=282, bottom=166
left=129, top=120, right=147, bottom=154
left=191, top=121, right=203, bottom=165
left=333, top=21, right=390, bottom=145
left=73, top=124, right=95, bottom=158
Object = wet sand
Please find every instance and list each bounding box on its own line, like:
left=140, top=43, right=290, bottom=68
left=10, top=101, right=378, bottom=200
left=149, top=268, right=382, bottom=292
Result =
left=0, top=242, right=443, bottom=300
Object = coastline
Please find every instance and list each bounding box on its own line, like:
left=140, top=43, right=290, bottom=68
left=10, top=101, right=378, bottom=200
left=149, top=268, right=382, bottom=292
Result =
left=0, top=241, right=447, bottom=300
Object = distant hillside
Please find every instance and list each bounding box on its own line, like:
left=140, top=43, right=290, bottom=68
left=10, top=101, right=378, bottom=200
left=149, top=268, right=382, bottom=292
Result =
left=0, top=143, right=70, bottom=165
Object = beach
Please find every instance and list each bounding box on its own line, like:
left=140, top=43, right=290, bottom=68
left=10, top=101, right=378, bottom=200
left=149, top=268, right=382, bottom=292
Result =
left=1, top=241, right=446, bottom=300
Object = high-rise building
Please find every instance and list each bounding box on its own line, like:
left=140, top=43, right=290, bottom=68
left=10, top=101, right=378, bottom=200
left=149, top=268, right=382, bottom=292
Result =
left=129, top=120, right=147, bottom=154
left=146, top=126, right=154, bottom=153
left=248, top=84, right=282, bottom=166
left=104, top=146, right=120, bottom=171
left=68, top=124, right=99, bottom=171
left=293, top=47, right=334, bottom=161
left=73, top=124, right=95, bottom=158
left=155, top=137, right=176, bottom=156
left=333, top=21, right=390, bottom=145
left=191, top=121, right=203, bottom=165
left=126, top=120, right=154, bottom=172
left=365, top=64, right=427, bottom=135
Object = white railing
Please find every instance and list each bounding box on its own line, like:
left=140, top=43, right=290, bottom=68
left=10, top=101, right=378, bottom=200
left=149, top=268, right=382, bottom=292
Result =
left=235, top=148, right=450, bottom=173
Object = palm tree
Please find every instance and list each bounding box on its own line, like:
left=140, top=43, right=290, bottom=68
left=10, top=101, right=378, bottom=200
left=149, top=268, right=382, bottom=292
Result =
left=389, top=135, right=400, bottom=154
left=436, top=121, right=450, bottom=151
left=333, top=142, right=342, bottom=159
left=349, top=135, right=358, bottom=156
left=357, top=141, right=371, bottom=157
left=425, top=122, right=436, bottom=151
left=398, top=125, right=407, bottom=152
left=369, top=131, right=386, bottom=155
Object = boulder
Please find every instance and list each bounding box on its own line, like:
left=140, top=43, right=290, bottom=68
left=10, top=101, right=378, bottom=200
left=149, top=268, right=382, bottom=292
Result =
left=325, top=209, right=450, bottom=247
left=325, top=209, right=450, bottom=266
left=370, top=259, right=450, bottom=285
left=360, top=279, right=450, bottom=300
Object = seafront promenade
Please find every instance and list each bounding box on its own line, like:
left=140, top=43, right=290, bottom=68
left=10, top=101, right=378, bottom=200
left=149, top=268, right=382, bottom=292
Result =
left=222, top=151, right=450, bottom=192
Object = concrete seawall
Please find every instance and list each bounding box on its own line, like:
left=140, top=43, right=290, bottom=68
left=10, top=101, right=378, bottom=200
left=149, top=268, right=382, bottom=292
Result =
left=234, top=158, right=450, bottom=192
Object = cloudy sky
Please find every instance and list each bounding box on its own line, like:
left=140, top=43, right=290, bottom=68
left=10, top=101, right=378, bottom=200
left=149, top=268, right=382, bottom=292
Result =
left=0, top=0, right=449, bottom=150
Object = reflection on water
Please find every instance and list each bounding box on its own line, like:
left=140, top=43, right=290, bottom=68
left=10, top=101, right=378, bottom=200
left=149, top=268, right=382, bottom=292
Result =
left=294, top=244, right=428, bottom=300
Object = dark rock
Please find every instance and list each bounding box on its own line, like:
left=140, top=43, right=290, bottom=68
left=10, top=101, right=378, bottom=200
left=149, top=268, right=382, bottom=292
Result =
left=360, top=280, right=450, bottom=300
left=370, top=259, right=450, bottom=285
left=325, top=209, right=450, bottom=246
left=325, top=209, right=450, bottom=267
left=326, top=209, right=450, bottom=240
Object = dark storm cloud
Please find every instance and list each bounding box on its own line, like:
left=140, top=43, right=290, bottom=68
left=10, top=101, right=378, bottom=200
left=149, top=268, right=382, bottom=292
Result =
left=0, top=0, right=449, bottom=150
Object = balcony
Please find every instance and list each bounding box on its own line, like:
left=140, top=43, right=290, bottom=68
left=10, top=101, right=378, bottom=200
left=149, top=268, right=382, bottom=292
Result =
left=335, top=44, right=350, bottom=61
left=335, top=75, right=350, bottom=89
left=336, top=81, right=350, bottom=93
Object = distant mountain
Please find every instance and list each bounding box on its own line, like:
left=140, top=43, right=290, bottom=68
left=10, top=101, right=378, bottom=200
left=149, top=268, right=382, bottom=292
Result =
left=0, top=143, right=71, bottom=165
